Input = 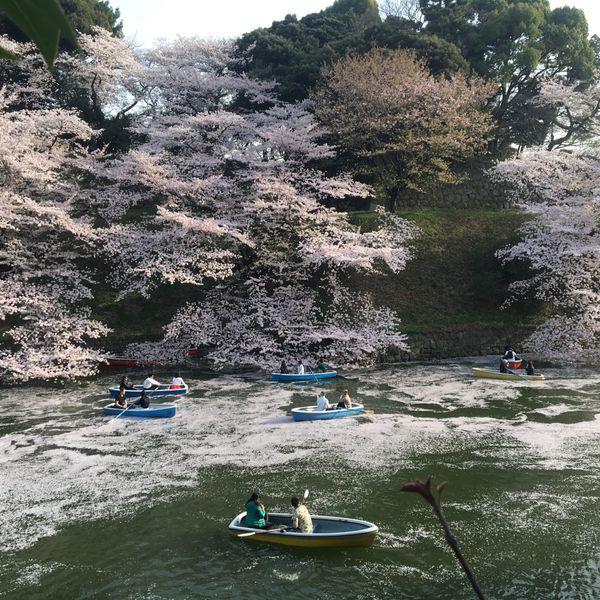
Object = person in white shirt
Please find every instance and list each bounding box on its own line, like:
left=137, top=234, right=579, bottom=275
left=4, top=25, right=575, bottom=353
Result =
left=143, top=373, right=161, bottom=389
left=296, top=362, right=305, bottom=375
left=170, top=373, right=185, bottom=389
left=316, top=391, right=331, bottom=411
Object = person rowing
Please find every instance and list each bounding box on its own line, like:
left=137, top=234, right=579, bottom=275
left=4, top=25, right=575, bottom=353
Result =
left=316, top=391, right=332, bottom=411
left=290, top=495, right=313, bottom=533
left=113, top=387, right=128, bottom=409
left=500, top=345, right=520, bottom=373
left=143, top=372, right=161, bottom=390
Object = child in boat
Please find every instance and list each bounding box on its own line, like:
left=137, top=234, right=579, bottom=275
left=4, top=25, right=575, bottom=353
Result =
left=336, top=390, right=352, bottom=409
left=290, top=496, right=313, bottom=533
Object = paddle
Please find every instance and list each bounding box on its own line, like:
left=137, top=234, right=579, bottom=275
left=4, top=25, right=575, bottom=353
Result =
left=111, top=402, right=135, bottom=420
left=238, top=489, right=309, bottom=537
left=506, top=367, right=529, bottom=382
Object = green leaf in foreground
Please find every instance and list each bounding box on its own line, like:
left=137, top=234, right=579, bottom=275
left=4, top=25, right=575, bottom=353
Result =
left=0, top=0, right=78, bottom=68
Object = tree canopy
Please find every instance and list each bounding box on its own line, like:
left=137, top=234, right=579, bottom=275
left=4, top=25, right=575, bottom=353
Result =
left=313, top=48, right=495, bottom=210
left=419, top=0, right=597, bottom=151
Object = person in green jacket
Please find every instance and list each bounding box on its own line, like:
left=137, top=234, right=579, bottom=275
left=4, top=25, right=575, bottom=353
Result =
left=245, top=492, right=272, bottom=529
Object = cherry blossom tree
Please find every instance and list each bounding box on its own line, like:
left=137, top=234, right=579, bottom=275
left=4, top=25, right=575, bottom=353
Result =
left=0, top=34, right=420, bottom=380
left=313, top=48, right=496, bottom=210
left=493, top=149, right=600, bottom=360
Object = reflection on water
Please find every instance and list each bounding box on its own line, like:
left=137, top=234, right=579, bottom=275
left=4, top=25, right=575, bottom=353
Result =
left=1, top=358, right=600, bottom=599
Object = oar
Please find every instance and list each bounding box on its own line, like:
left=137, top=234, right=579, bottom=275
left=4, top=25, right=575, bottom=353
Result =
left=237, top=489, right=309, bottom=537
left=112, top=402, right=135, bottom=420
left=506, top=367, right=529, bottom=382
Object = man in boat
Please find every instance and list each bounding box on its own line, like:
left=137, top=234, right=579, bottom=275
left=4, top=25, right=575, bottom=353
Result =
left=143, top=372, right=162, bottom=390
left=316, top=391, right=332, bottom=411
left=290, top=496, right=313, bottom=533
left=245, top=492, right=273, bottom=529
left=170, top=373, right=185, bottom=389
left=500, top=345, right=520, bottom=373
left=280, top=360, right=289, bottom=374
left=296, top=361, right=305, bottom=375
left=131, top=389, right=150, bottom=409
left=316, top=358, right=328, bottom=372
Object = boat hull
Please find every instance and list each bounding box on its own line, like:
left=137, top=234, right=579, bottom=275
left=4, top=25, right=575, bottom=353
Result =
left=291, top=404, right=364, bottom=421
left=108, top=385, right=189, bottom=399
left=271, top=371, right=337, bottom=382
left=104, top=356, right=158, bottom=368
left=472, top=368, right=544, bottom=381
left=229, top=512, right=378, bottom=548
left=103, top=404, right=177, bottom=418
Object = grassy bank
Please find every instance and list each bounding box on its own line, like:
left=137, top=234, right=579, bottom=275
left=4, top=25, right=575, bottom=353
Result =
left=350, top=208, right=547, bottom=356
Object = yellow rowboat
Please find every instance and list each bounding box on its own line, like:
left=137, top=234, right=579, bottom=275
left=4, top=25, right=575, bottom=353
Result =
left=472, top=367, right=545, bottom=382
left=229, top=512, right=378, bottom=548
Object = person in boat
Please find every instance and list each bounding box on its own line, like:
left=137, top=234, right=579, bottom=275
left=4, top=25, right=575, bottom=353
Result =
left=296, top=362, right=305, bottom=375
left=119, top=375, right=135, bottom=390
left=170, top=373, right=185, bottom=389
left=114, top=387, right=128, bottom=409
left=316, top=391, right=332, bottom=411
left=337, top=389, right=352, bottom=409
left=500, top=345, right=520, bottom=373
left=245, top=492, right=272, bottom=530
left=290, top=495, right=313, bottom=533
left=131, top=389, right=150, bottom=409
left=317, top=358, right=328, bottom=372
left=280, top=360, right=289, bottom=374
left=143, top=372, right=161, bottom=390
left=525, top=361, right=535, bottom=375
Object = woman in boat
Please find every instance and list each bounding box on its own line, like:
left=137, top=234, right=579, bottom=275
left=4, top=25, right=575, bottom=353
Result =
left=114, top=387, right=128, bottom=409
left=245, top=492, right=272, bottom=529
left=290, top=496, right=313, bottom=533
left=170, top=373, right=185, bottom=389
left=119, top=375, right=135, bottom=390
left=280, top=360, right=289, bottom=374
left=336, top=389, right=352, bottom=409
left=296, top=362, right=305, bottom=375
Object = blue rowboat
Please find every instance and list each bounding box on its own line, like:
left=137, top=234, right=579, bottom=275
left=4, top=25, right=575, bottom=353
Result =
left=291, top=403, right=364, bottom=421
left=271, top=371, right=337, bottom=382
left=108, top=384, right=189, bottom=399
left=103, top=404, right=177, bottom=418
left=229, top=511, right=378, bottom=548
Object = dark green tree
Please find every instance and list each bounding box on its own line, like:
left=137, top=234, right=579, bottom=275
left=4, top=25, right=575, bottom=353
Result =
left=0, top=0, right=122, bottom=44
left=419, top=0, right=597, bottom=152
left=237, top=0, right=381, bottom=102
